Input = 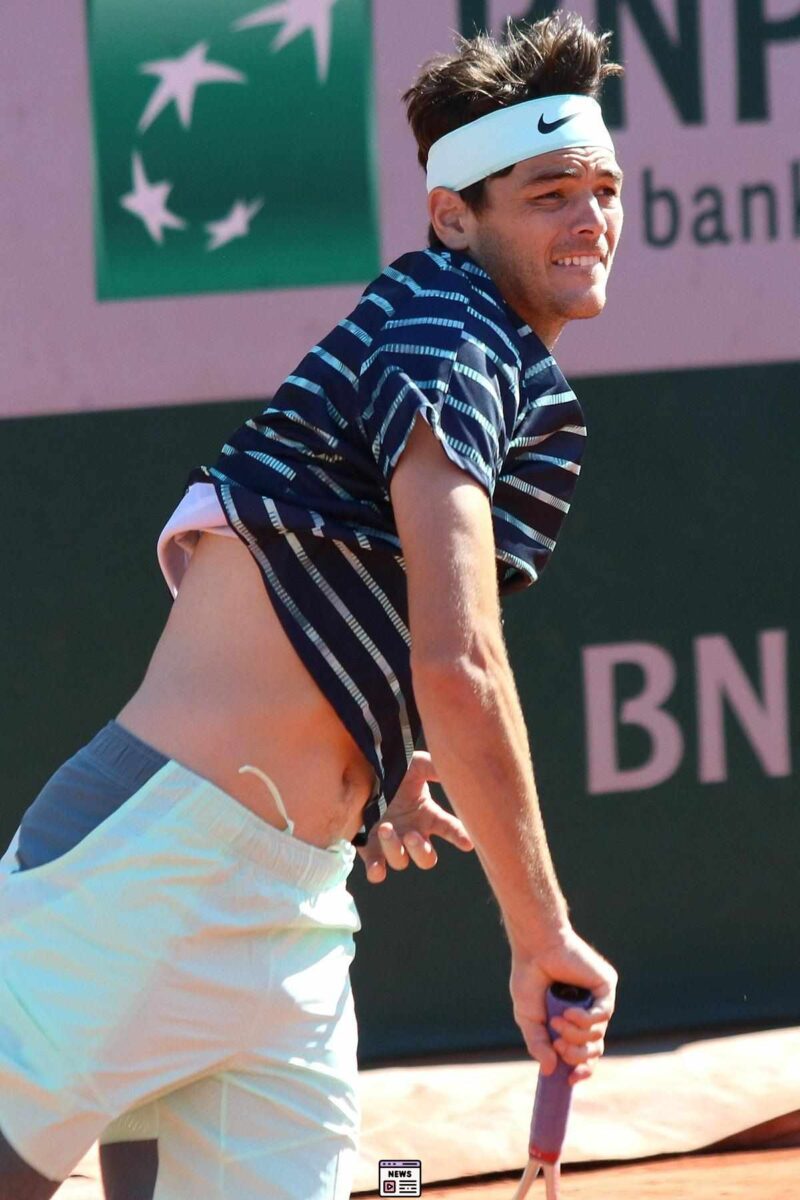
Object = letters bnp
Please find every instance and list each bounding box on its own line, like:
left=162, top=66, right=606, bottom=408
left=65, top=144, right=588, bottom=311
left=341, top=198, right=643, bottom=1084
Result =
left=461, top=2, right=800, bottom=126
left=582, top=631, right=791, bottom=794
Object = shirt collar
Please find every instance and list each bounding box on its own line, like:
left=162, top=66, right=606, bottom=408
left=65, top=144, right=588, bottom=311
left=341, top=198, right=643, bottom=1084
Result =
left=438, top=248, right=542, bottom=348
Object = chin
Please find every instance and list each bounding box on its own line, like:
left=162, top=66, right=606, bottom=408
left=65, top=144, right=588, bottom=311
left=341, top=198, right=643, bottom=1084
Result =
left=564, top=289, right=607, bottom=321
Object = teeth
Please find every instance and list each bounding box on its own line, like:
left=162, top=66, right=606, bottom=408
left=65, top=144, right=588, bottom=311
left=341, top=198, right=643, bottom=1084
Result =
left=555, top=256, right=601, bottom=267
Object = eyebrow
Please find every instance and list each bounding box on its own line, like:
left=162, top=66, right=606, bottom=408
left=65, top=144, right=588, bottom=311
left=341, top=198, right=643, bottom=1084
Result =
left=518, top=165, right=624, bottom=187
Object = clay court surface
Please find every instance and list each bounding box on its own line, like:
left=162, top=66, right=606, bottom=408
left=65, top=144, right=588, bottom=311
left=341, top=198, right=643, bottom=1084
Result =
left=58, top=1146, right=800, bottom=1198
left=420, top=1150, right=800, bottom=1199
left=54, top=1025, right=800, bottom=1198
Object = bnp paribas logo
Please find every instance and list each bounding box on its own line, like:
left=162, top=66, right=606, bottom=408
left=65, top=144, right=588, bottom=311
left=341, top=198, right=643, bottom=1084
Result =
left=87, top=0, right=377, bottom=300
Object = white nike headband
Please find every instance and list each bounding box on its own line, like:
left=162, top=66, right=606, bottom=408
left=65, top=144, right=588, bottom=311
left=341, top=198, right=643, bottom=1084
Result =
left=425, top=94, right=615, bottom=193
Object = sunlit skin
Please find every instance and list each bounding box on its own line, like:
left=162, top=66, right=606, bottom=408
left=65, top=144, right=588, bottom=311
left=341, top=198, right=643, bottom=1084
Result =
left=429, top=146, right=624, bottom=350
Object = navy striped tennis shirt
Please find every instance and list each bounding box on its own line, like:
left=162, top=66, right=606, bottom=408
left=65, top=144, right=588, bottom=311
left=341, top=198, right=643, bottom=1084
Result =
left=185, top=247, right=586, bottom=843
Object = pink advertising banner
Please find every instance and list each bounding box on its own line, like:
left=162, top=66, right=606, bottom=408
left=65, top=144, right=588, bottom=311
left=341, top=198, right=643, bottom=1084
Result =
left=2, top=0, right=798, bottom=418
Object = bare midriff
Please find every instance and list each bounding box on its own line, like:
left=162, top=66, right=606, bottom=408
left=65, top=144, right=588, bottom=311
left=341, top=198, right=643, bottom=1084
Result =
left=117, top=531, right=378, bottom=848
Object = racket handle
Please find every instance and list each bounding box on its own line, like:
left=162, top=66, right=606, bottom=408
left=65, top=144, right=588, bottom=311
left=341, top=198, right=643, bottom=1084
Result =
left=528, top=982, right=594, bottom=1163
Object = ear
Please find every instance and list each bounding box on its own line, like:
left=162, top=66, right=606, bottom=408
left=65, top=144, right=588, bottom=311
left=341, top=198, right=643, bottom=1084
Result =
left=428, top=187, right=471, bottom=251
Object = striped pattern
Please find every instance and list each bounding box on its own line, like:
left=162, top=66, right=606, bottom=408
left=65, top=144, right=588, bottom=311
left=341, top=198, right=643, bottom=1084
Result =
left=184, top=250, right=586, bottom=841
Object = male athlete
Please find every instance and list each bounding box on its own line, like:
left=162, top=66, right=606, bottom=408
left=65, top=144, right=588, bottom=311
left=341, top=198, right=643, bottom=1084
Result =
left=1, top=13, right=622, bottom=1199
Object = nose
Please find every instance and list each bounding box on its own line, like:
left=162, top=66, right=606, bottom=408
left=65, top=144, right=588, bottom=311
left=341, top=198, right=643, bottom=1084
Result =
left=570, top=191, right=607, bottom=239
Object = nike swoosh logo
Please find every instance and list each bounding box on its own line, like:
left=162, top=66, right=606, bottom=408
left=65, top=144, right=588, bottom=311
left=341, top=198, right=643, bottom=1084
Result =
left=537, top=112, right=578, bottom=135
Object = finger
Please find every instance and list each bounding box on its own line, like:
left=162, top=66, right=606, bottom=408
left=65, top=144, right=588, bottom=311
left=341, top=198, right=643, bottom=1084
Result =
left=552, top=1037, right=605, bottom=1067
left=568, top=1063, right=596, bottom=1085
left=558, top=1003, right=613, bottom=1029
left=365, top=857, right=387, bottom=884
left=356, top=844, right=388, bottom=884
left=409, top=750, right=439, bottom=784
left=549, top=1017, right=606, bottom=1046
left=403, top=831, right=438, bottom=870
left=431, top=809, right=474, bottom=851
left=377, top=823, right=410, bottom=871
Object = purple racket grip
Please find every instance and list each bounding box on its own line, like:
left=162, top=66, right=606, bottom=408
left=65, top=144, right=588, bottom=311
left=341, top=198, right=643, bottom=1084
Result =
left=528, top=982, right=594, bottom=1163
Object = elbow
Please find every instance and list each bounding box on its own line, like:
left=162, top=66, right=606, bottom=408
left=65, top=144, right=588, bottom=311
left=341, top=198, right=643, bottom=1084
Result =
left=411, top=631, right=507, bottom=710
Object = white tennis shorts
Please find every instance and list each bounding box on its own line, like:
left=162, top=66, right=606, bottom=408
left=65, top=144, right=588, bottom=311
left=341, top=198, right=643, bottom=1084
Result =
left=0, top=757, right=361, bottom=1197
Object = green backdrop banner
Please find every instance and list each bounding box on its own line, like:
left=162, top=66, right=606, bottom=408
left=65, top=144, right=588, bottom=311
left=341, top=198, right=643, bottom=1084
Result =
left=5, top=2, right=798, bottom=418
left=2, top=361, right=798, bottom=1059
left=86, top=0, right=378, bottom=298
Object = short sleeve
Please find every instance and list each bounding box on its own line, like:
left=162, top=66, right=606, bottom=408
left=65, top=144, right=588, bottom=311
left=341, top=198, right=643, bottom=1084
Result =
left=359, top=320, right=513, bottom=496
left=492, top=352, right=587, bottom=593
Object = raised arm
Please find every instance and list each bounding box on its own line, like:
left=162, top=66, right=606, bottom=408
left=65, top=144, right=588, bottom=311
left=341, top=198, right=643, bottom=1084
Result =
left=390, top=413, right=617, bottom=1081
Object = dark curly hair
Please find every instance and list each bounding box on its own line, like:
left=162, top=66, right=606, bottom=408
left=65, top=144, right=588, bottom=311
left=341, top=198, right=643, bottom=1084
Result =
left=403, top=12, right=623, bottom=245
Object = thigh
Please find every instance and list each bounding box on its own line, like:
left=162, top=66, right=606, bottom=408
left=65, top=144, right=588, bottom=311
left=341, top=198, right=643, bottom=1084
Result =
left=162, top=1067, right=356, bottom=1200
left=0, top=760, right=258, bottom=1183
left=99, top=934, right=360, bottom=1200
left=100, top=1139, right=159, bottom=1200
left=0, top=1131, right=59, bottom=1200
left=99, top=1059, right=359, bottom=1200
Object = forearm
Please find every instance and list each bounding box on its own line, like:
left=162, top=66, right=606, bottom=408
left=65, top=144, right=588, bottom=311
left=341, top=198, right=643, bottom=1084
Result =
left=413, top=640, right=570, bottom=954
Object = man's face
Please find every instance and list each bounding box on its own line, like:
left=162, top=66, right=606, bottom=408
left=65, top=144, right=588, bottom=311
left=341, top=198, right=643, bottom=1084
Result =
left=459, top=147, right=623, bottom=348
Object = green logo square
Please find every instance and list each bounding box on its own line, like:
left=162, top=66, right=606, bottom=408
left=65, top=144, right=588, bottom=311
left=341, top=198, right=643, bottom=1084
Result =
left=87, top=0, right=378, bottom=300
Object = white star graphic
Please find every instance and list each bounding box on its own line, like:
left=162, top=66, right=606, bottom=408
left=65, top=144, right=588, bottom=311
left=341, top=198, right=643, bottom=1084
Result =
left=137, top=41, right=246, bottom=133
left=205, top=198, right=264, bottom=251
left=233, top=0, right=339, bottom=83
left=119, top=152, right=187, bottom=245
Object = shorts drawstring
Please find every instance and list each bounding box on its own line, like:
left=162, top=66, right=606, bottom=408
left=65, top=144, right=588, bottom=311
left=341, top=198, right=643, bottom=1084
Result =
left=237, top=765, right=295, bottom=836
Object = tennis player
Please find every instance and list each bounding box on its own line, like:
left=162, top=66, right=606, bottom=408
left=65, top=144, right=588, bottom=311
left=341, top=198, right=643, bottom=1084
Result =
left=1, top=13, right=622, bottom=1198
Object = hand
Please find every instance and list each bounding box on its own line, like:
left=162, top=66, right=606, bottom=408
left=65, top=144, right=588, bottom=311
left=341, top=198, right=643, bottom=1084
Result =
left=509, top=928, right=618, bottom=1085
left=357, top=751, right=473, bottom=883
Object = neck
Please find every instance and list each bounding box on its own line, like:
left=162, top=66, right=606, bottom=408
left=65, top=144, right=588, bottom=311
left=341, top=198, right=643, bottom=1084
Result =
left=458, top=244, right=567, bottom=351
left=528, top=319, right=565, bottom=352
left=501, top=292, right=567, bottom=352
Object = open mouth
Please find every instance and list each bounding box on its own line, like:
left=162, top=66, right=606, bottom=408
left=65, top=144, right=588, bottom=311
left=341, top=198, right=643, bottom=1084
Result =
left=552, top=255, right=603, bottom=269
